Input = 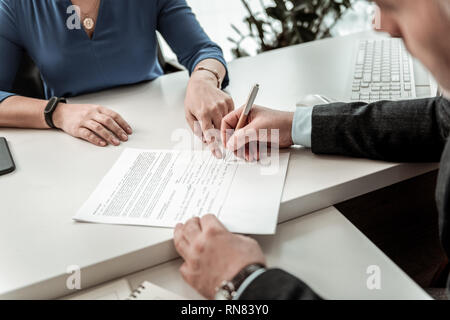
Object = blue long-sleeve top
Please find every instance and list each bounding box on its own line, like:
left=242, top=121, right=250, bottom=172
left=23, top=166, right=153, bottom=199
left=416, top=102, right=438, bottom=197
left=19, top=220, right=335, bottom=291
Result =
left=0, top=0, right=229, bottom=103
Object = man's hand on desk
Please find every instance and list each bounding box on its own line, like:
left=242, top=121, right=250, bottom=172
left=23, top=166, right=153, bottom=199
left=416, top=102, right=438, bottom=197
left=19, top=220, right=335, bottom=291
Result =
left=221, top=105, right=294, bottom=161
left=174, top=214, right=266, bottom=299
left=53, top=103, right=132, bottom=147
left=185, top=70, right=234, bottom=157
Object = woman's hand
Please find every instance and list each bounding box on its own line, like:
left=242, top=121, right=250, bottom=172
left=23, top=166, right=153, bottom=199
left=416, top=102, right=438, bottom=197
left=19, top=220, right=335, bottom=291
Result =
left=53, top=103, right=132, bottom=147
left=221, top=105, right=294, bottom=161
left=174, top=215, right=266, bottom=299
left=185, top=70, right=234, bottom=149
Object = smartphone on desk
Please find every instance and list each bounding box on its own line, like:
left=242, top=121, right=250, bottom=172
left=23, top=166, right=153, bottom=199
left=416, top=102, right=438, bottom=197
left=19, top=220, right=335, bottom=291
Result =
left=0, top=137, right=15, bottom=175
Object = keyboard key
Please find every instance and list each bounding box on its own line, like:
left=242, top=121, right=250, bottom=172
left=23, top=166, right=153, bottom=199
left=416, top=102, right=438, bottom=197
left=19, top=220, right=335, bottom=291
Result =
left=357, top=51, right=365, bottom=65
left=360, top=94, right=370, bottom=101
left=363, top=74, right=372, bottom=82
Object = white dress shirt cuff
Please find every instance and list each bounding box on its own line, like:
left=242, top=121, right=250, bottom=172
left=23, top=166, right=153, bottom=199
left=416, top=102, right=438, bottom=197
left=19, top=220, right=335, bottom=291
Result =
left=291, top=106, right=313, bottom=148
left=232, top=268, right=267, bottom=300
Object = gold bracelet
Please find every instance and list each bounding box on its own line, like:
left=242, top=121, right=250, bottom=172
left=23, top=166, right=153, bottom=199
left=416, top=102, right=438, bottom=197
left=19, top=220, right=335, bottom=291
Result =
left=195, top=66, right=222, bottom=88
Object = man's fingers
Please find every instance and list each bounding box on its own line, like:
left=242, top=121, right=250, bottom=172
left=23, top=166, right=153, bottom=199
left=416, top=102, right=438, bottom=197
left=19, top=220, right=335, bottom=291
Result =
left=94, top=113, right=128, bottom=142
left=78, top=127, right=107, bottom=147
left=84, top=120, right=120, bottom=146
left=183, top=217, right=202, bottom=242
left=174, top=223, right=190, bottom=260
left=200, top=214, right=227, bottom=233
left=222, top=107, right=243, bottom=131
left=248, top=139, right=259, bottom=162
left=99, top=107, right=133, bottom=135
left=227, top=127, right=259, bottom=152
left=221, top=107, right=244, bottom=147
left=179, top=263, right=190, bottom=283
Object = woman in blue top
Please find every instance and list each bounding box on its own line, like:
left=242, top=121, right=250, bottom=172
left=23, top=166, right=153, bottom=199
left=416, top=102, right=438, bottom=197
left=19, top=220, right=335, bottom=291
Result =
left=0, top=0, right=233, bottom=148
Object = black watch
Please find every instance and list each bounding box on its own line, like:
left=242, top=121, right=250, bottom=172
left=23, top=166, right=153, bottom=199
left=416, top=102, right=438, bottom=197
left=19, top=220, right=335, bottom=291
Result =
left=214, top=263, right=266, bottom=300
left=44, top=97, right=66, bottom=129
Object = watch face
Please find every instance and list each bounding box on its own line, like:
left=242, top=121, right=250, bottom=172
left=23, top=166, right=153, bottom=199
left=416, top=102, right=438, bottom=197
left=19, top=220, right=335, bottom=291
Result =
left=45, top=97, right=58, bottom=113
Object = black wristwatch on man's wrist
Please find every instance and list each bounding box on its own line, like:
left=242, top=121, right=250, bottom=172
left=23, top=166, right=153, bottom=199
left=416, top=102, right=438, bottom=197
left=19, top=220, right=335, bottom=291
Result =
left=214, top=263, right=266, bottom=300
left=44, top=96, right=66, bottom=129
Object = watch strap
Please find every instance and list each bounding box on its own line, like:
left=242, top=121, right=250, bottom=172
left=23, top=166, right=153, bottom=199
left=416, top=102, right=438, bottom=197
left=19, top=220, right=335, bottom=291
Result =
left=215, top=263, right=265, bottom=300
left=44, top=97, right=66, bottom=129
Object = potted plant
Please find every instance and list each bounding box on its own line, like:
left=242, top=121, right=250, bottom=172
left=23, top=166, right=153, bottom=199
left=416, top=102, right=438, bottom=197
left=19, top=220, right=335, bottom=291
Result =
left=229, top=0, right=355, bottom=58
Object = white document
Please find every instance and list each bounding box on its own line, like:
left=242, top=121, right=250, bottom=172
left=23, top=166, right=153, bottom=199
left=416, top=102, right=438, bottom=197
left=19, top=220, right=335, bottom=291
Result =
left=73, top=148, right=289, bottom=234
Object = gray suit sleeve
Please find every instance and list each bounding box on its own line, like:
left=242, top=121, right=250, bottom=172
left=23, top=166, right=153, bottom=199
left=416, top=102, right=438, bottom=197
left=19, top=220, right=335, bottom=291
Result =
left=238, top=269, right=322, bottom=300
left=311, top=97, right=450, bottom=162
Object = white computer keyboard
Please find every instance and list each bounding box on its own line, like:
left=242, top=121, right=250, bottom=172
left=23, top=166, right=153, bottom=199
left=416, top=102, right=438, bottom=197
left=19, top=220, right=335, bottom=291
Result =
left=351, top=39, right=416, bottom=103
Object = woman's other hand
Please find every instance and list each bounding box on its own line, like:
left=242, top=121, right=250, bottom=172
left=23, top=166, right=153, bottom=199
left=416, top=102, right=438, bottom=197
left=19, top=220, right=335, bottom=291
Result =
left=53, top=103, right=133, bottom=147
left=184, top=61, right=234, bottom=156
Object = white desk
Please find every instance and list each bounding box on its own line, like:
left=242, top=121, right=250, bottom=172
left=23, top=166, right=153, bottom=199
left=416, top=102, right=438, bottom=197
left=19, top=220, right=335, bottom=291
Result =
left=66, top=207, right=431, bottom=300
left=0, top=32, right=437, bottom=299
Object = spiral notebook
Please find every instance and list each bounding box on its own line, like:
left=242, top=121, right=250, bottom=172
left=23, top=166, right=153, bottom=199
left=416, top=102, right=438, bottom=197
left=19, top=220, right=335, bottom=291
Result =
left=127, top=281, right=186, bottom=300
left=65, top=279, right=186, bottom=300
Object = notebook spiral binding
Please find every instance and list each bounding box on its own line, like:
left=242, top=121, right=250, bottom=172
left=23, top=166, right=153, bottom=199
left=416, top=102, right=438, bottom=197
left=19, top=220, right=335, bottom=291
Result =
left=126, top=283, right=147, bottom=300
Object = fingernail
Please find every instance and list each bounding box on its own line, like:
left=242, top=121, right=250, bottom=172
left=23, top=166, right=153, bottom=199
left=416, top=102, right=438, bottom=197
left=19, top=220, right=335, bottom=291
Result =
left=113, top=138, right=120, bottom=145
left=215, top=148, right=223, bottom=159
left=100, top=141, right=106, bottom=146
left=121, top=134, right=128, bottom=141
left=127, top=127, right=133, bottom=134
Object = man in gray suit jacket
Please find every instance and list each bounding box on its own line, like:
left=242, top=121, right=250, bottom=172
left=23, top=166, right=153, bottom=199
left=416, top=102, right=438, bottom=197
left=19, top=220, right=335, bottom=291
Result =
left=173, top=0, right=450, bottom=300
